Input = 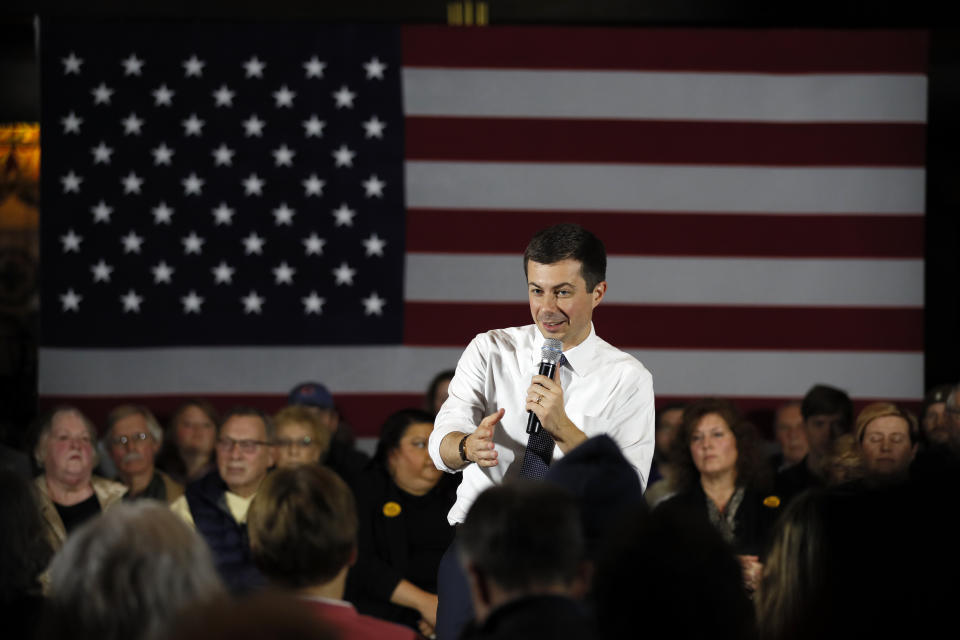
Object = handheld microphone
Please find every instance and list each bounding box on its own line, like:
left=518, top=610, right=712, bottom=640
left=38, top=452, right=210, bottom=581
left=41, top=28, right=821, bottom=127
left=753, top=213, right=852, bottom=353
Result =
left=526, top=338, right=563, bottom=434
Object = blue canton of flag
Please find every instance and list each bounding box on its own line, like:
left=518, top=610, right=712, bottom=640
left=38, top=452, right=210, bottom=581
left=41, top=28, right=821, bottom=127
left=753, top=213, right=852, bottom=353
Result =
left=40, top=22, right=405, bottom=347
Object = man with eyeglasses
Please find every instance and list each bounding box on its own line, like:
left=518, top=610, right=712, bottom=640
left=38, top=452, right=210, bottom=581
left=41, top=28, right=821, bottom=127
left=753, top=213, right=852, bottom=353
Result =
left=171, top=406, right=276, bottom=593
left=105, top=404, right=183, bottom=503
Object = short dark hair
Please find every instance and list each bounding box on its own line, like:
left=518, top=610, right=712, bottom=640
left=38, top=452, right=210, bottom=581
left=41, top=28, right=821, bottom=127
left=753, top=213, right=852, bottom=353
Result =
left=247, top=466, right=357, bottom=588
left=801, top=384, right=853, bottom=430
left=523, top=223, right=607, bottom=292
left=219, top=406, right=274, bottom=441
left=373, top=408, right=436, bottom=471
left=459, top=482, right=583, bottom=591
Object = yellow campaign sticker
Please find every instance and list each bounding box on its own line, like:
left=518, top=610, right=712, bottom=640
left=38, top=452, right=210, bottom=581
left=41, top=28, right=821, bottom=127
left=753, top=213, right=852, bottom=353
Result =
left=382, top=501, right=402, bottom=517
left=763, top=495, right=781, bottom=508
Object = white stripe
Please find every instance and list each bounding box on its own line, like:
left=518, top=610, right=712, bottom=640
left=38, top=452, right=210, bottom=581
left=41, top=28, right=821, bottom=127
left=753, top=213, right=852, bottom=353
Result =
left=631, top=348, right=923, bottom=400
left=38, top=346, right=922, bottom=400
left=405, top=162, right=925, bottom=214
left=405, top=254, right=923, bottom=307
left=402, top=68, right=928, bottom=123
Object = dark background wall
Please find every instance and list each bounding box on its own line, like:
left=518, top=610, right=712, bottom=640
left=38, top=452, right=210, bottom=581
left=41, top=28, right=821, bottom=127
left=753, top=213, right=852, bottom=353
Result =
left=1, top=2, right=957, bottom=435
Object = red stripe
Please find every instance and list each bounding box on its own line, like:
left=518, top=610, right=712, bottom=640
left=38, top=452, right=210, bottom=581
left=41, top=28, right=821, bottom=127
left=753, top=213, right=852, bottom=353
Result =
left=406, top=210, right=923, bottom=259
left=402, top=302, right=922, bottom=351
left=37, top=394, right=922, bottom=442
left=405, top=118, right=926, bottom=167
left=402, top=27, right=928, bottom=73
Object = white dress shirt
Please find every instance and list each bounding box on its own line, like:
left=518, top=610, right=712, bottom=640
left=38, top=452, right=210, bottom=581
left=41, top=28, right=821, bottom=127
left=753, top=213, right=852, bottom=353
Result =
left=428, top=323, right=655, bottom=524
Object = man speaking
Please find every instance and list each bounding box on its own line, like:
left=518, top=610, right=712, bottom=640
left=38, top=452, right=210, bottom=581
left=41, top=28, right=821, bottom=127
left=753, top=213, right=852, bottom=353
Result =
left=429, top=224, right=655, bottom=518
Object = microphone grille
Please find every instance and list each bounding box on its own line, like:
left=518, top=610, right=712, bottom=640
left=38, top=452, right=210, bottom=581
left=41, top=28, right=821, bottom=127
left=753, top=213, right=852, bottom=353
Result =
left=541, top=338, right=563, bottom=364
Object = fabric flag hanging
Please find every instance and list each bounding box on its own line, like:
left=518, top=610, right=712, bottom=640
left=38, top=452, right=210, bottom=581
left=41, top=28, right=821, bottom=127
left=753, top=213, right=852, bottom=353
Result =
left=38, top=23, right=927, bottom=434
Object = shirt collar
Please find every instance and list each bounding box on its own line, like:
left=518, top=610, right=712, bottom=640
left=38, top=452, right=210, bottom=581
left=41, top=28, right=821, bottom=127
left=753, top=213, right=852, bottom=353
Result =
left=529, top=322, right=598, bottom=377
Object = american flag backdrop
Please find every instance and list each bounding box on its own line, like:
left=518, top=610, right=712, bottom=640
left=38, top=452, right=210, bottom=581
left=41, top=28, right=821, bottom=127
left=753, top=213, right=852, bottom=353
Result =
left=38, top=23, right=928, bottom=435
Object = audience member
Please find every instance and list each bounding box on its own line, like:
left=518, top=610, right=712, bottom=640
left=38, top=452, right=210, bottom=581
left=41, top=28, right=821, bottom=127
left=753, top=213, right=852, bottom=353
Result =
left=156, top=399, right=219, bottom=485
left=457, top=483, right=595, bottom=640
left=439, top=435, right=646, bottom=640
left=424, top=369, right=455, bottom=416
left=656, top=398, right=776, bottom=593
left=43, top=501, right=225, bottom=640
left=170, top=407, right=274, bottom=593
left=774, top=384, right=852, bottom=505
left=644, top=403, right=685, bottom=506
left=756, top=485, right=942, bottom=640
left=820, top=434, right=865, bottom=485
left=246, top=466, right=418, bottom=640
left=545, top=434, right=645, bottom=555
left=919, top=383, right=951, bottom=447
left=104, top=404, right=183, bottom=502
left=288, top=381, right=369, bottom=486
left=272, top=405, right=332, bottom=469
left=32, top=406, right=127, bottom=552
left=0, top=469, right=53, bottom=638
left=854, top=402, right=918, bottom=485
left=593, top=506, right=756, bottom=640
left=769, top=402, right=807, bottom=471
left=347, top=409, right=458, bottom=634
left=911, top=381, right=960, bottom=485
left=942, top=382, right=960, bottom=452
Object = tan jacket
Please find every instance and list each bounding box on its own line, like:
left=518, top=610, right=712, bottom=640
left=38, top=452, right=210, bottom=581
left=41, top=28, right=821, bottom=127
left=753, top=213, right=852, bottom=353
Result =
left=34, top=474, right=128, bottom=552
left=159, top=469, right=185, bottom=503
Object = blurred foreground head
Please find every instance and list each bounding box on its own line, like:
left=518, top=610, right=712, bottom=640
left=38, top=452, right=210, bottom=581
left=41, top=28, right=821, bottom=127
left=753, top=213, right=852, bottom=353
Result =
left=458, top=482, right=588, bottom=622
left=247, top=465, right=357, bottom=589
left=593, top=506, right=755, bottom=640
left=44, top=501, right=224, bottom=640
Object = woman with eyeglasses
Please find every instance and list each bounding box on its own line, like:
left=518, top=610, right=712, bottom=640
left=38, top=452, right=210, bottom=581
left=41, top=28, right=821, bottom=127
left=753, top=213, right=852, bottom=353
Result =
left=271, top=406, right=332, bottom=469
left=345, top=409, right=460, bottom=638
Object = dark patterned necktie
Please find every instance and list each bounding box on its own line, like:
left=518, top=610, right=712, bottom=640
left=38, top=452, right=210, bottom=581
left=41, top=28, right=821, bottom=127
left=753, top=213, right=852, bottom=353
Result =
left=518, top=355, right=566, bottom=478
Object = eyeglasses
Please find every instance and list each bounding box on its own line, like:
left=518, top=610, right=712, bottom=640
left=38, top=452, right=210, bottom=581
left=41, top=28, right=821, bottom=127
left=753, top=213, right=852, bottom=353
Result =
left=216, top=437, right=269, bottom=454
left=274, top=436, right=316, bottom=449
left=110, top=432, right=151, bottom=446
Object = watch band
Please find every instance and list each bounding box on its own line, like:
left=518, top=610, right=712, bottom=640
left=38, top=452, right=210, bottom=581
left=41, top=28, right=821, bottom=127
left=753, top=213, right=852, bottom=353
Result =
left=459, top=433, right=470, bottom=463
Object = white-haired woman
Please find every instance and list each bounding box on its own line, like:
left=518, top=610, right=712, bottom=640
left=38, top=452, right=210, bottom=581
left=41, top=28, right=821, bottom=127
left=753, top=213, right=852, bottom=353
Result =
left=33, top=406, right=126, bottom=552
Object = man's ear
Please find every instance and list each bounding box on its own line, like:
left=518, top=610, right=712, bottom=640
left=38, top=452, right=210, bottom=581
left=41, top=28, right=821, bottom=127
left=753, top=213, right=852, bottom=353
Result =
left=591, top=281, right=607, bottom=308
left=347, top=544, right=358, bottom=568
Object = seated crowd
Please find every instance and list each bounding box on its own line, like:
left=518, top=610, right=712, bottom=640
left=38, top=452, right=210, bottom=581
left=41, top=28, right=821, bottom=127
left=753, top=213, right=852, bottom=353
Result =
left=1, top=375, right=959, bottom=640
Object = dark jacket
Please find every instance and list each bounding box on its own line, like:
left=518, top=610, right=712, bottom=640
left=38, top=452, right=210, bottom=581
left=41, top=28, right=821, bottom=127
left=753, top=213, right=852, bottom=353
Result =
left=346, top=465, right=458, bottom=628
left=656, top=484, right=780, bottom=558
left=459, top=595, right=597, bottom=640
left=184, top=470, right=264, bottom=594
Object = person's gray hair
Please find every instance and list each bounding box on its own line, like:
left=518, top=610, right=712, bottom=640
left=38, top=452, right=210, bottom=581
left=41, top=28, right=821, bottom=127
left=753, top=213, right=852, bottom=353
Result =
left=33, top=406, right=99, bottom=469
left=104, top=404, right=164, bottom=447
left=46, top=501, right=225, bottom=640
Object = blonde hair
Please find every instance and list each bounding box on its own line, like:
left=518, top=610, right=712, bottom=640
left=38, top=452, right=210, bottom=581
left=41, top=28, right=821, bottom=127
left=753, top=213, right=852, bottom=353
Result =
left=273, top=406, right=333, bottom=455
left=853, top=402, right=918, bottom=445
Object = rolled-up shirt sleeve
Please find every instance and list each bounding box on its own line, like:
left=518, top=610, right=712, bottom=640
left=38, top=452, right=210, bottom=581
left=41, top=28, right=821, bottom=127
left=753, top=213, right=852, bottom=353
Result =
left=428, top=333, right=491, bottom=473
